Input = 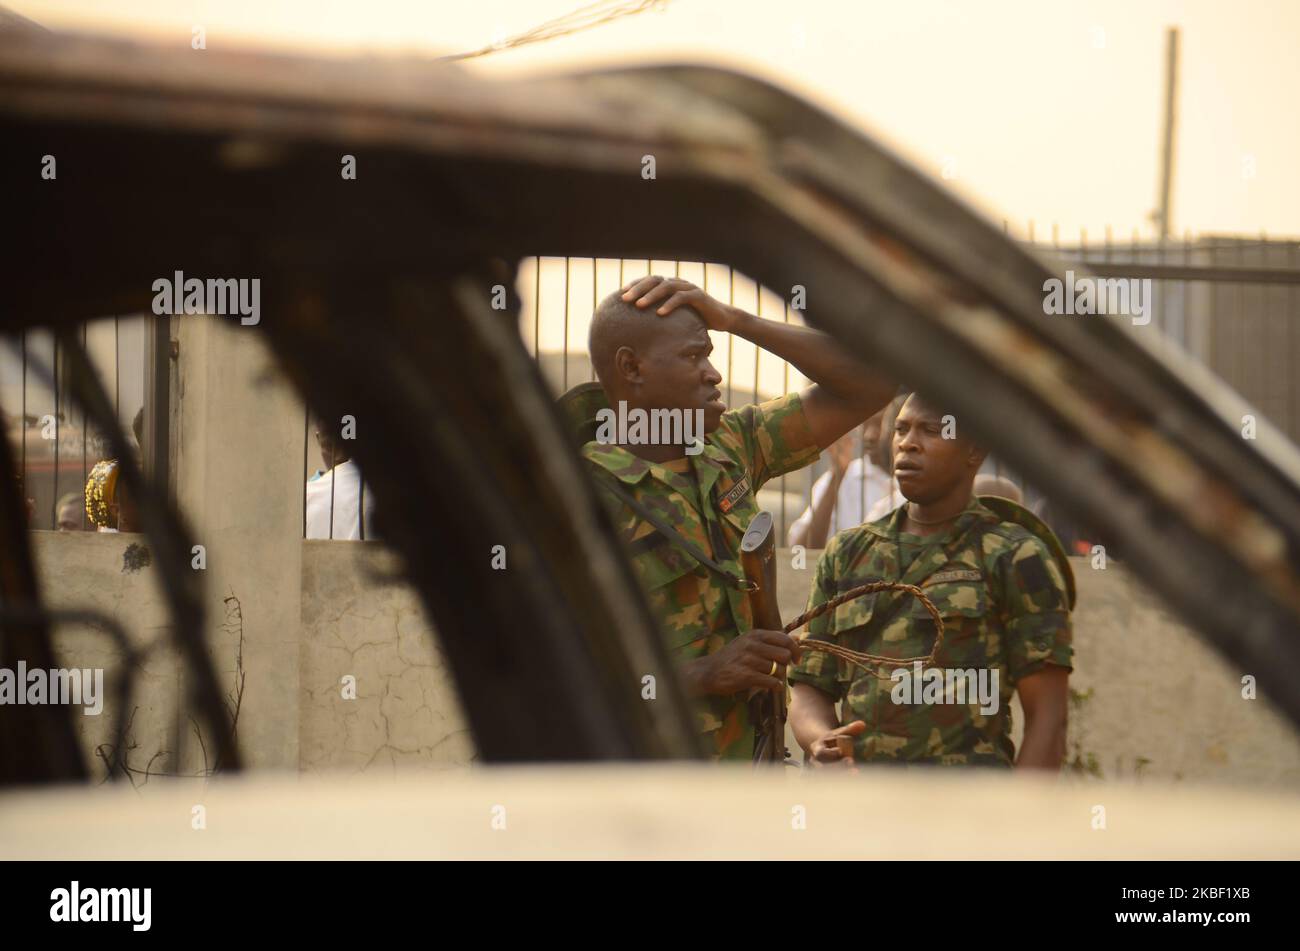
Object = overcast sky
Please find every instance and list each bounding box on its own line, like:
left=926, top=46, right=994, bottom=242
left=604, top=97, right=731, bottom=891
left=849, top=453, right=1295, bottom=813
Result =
left=15, top=0, right=1299, bottom=242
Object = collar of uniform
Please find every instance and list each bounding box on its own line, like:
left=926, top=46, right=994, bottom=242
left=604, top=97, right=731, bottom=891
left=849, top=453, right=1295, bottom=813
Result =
left=582, top=441, right=654, bottom=484
left=691, top=439, right=736, bottom=499
left=860, top=494, right=998, bottom=539
left=582, top=439, right=732, bottom=488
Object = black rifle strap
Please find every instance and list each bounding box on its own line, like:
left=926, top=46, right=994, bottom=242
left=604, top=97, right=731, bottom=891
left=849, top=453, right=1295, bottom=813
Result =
left=591, top=470, right=751, bottom=591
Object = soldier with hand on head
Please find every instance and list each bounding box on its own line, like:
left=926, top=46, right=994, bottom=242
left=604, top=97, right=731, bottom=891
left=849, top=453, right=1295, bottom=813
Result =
left=561, top=274, right=895, bottom=761
left=789, top=391, right=1075, bottom=770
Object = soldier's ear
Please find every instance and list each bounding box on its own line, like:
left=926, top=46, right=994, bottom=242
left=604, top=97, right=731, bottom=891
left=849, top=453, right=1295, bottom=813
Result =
left=613, top=345, right=642, bottom=385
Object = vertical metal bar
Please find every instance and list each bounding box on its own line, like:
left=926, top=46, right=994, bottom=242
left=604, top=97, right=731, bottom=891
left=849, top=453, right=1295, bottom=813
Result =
left=81, top=321, right=88, bottom=529
left=1236, top=239, right=1244, bottom=392
left=1183, top=228, right=1192, bottom=354
left=781, top=299, right=790, bottom=542
left=562, top=256, right=571, bottom=391
left=533, top=256, right=541, bottom=365
left=302, top=408, right=309, bottom=539
left=20, top=328, right=26, bottom=514
left=358, top=475, right=366, bottom=541
left=726, top=266, right=734, bottom=407
left=1289, top=241, right=1297, bottom=442
left=114, top=315, right=120, bottom=415
left=859, top=414, right=866, bottom=529
left=148, top=314, right=171, bottom=499
left=51, top=334, right=58, bottom=529
left=328, top=419, right=336, bottom=541
left=1158, top=231, right=1168, bottom=337
left=752, top=286, right=760, bottom=406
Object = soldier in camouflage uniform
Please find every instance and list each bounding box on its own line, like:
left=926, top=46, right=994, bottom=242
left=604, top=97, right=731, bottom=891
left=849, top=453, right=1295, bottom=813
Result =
left=570, top=275, right=895, bottom=761
left=789, top=392, right=1074, bottom=769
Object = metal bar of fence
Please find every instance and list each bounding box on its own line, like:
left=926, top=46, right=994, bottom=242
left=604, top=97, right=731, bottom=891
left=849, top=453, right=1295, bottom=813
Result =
left=328, top=416, right=336, bottom=540
left=726, top=266, right=734, bottom=408
left=1290, top=243, right=1297, bottom=437
left=534, top=255, right=541, bottom=365
left=51, top=333, right=58, bottom=529
left=562, top=255, right=570, bottom=391
left=81, top=322, right=87, bottom=527
left=19, top=328, right=25, bottom=516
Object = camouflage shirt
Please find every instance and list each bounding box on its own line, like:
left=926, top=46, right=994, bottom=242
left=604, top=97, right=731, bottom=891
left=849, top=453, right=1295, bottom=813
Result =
left=582, top=393, right=819, bottom=760
left=789, top=496, right=1073, bottom=767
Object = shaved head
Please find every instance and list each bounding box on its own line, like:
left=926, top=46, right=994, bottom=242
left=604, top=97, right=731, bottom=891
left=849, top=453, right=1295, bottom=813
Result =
left=586, top=281, right=725, bottom=436
left=589, top=288, right=703, bottom=388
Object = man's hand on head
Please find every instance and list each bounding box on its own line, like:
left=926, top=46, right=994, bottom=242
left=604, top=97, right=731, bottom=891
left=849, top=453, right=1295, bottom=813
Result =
left=621, top=276, right=738, bottom=334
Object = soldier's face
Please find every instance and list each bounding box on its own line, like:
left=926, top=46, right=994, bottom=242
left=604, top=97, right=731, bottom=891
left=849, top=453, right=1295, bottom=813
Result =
left=892, top=396, right=979, bottom=503
left=634, top=311, right=726, bottom=432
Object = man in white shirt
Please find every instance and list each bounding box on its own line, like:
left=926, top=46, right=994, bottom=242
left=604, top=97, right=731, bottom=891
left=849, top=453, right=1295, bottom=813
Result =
left=305, top=422, right=376, bottom=540
left=787, top=406, right=898, bottom=548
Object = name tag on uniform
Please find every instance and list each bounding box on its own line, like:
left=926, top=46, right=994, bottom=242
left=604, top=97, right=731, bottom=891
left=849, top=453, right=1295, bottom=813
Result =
left=926, top=568, right=983, bottom=585
left=716, top=474, right=751, bottom=513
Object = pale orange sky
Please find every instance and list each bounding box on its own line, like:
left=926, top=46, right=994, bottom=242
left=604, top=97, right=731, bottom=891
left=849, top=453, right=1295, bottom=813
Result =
left=15, top=0, right=1300, bottom=241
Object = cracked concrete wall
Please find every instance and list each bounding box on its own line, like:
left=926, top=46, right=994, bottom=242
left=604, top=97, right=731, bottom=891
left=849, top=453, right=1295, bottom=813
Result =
left=30, top=536, right=1300, bottom=785
left=776, top=549, right=1300, bottom=786
left=299, top=542, right=473, bottom=773
left=30, top=531, right=181, bottom=781
left=30, top=534, right=474, bottom=779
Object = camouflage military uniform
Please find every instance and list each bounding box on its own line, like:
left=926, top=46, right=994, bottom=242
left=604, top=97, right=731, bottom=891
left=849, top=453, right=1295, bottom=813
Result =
left=581, top=393, right=819, bottom=760
left=789, top=496, right=1074, bottom=767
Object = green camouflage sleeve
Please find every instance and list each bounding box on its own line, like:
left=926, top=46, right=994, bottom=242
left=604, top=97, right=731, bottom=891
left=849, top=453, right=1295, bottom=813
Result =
left=998, top=534, right=1073, bottom=683
left=788, top=535, right=844, bottom=699
left=715, top=392, right=819, bottom=490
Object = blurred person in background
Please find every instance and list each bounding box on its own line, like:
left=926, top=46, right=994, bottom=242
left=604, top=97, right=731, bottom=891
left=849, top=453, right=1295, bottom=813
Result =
left=787, top=407, right=895, bottom=549
left=55, top=491, right=83, bottom=531
left=306, top=418, right=375, bottom=541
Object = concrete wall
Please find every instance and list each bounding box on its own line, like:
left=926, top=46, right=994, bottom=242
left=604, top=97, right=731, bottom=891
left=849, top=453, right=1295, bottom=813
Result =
left=299, top=540, right=472, bottom=773
left=33, top=526, right=1300, bottom=789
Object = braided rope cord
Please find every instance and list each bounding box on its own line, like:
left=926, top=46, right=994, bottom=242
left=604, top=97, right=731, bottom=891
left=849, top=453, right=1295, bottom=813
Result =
left=784, top=582, right=945, bottom=681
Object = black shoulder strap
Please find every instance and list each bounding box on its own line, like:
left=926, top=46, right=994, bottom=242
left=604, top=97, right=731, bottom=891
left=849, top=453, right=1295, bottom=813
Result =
left=591, top=469, right=751, bottom=592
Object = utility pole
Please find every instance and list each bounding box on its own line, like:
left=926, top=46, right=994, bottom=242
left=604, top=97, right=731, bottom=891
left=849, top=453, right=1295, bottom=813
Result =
left=1154, top=27, right=1180, bottom=239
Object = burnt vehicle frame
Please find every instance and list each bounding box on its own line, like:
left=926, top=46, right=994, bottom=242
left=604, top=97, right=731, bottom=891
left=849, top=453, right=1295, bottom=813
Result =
left=2, top=29, right=1300, bottom=781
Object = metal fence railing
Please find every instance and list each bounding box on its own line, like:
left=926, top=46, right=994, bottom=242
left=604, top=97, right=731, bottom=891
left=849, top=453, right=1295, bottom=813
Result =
left=294, top=238, right=1300, bottom=546
left=1, top=315, right=162, bottom=533
left=514, top=237, right=1300, bottom=549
